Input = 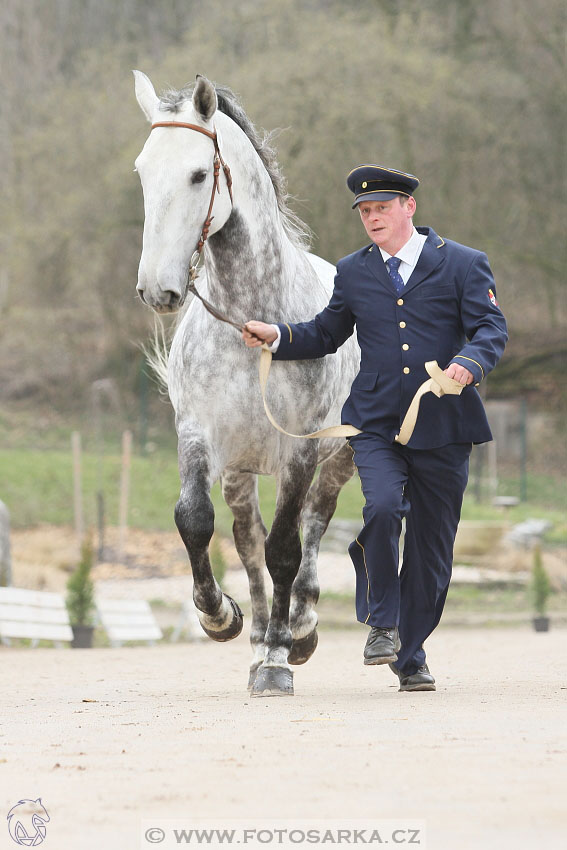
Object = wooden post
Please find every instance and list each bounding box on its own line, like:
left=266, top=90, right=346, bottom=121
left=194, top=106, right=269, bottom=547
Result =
left=0, top=500, right=12, bottom=587
left=71, top=431, right=83, bottom=548
left=487, top=439, right=498, bottom=502
left=520, top=398, right=528, bottom=502
left=118, top=430, right=132, bottom=560
left=96, top=491, right=105, bottom=562
left=473, top=443, right=483, bottom=503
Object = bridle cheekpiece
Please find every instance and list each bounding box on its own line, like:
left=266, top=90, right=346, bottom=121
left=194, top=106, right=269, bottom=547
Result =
left=149, top=120, right=240, bottom=330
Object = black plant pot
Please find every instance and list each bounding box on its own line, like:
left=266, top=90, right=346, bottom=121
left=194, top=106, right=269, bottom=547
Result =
left=532, top=616, right=550, bottom=633
left=71, top=625, right=95, bottom=648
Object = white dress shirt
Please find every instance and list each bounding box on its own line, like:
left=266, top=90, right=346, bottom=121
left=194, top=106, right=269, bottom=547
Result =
left=378, top=226, right=427, bottom=284
left=268, top=227, right=427, bottom=352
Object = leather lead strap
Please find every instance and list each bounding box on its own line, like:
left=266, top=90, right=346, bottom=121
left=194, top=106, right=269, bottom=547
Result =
left=186, top=279, right=244, bottom=333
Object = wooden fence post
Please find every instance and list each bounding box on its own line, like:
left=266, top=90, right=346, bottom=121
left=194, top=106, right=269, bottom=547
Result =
left=118, top=430, right=132, bottom=560
left=71, top=431, right=83, bottom=549
left=0, top=499, right=12, bottom=587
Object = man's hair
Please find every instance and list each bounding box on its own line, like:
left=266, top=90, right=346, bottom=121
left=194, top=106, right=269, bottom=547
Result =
left=399, top=195, right=415, bottom=216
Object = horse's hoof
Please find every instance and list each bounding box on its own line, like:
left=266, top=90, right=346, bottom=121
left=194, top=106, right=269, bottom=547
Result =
left=247, top=662, right=263, bottom=691
left=199, top=594, right=244, bottom=642
left=288, top=628, right=318, bottom=665
left=250, top=665, right=294, bottom=697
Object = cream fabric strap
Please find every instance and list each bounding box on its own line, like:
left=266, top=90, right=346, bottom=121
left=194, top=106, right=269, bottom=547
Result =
left=259, top=348, right=464, bottom=444
left=259, top=347, right=361, bottom=439
left=394, top=360, right=464, bottom=445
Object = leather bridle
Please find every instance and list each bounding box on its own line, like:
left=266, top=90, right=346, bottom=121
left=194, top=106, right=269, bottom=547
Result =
left=150, top=121, right=233, bottom=252
left=149, top=120, right=243, bottom=331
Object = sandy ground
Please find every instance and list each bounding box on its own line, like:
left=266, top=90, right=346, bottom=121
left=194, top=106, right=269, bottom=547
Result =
left=1, top=625, right=566, bottom=850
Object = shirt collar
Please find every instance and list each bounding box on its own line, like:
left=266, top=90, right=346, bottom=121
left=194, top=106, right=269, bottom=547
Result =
left=379, top=227, right=423, bottom=266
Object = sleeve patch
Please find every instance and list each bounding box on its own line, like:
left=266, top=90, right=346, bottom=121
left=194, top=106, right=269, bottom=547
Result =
left=488, top=288, right=499, bottom=306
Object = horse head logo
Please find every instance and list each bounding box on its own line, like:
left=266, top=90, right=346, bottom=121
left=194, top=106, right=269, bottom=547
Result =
left=7, top=799, right=50, bottom=846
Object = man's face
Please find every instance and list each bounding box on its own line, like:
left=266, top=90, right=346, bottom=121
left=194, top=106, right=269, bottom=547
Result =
left=358, top=196, right=416, bottom=254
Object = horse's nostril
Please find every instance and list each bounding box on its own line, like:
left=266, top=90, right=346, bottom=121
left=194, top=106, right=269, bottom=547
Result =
left=167, top=291, right=180, bottom=308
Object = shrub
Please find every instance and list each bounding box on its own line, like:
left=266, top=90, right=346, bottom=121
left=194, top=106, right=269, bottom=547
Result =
left=66, top=536, right=96, bottom=626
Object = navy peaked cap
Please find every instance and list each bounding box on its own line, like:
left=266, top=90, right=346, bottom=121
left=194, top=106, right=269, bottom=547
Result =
left=347, top=165, right=419, bottom=208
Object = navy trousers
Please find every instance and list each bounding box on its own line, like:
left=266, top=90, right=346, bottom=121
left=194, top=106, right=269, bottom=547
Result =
left=347, top=432, right=472, bottom=675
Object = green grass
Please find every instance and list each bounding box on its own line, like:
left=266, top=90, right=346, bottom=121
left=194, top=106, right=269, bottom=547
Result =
left=444, top=585, right=567, bottom=614
left=313, top=586, right=567, bottom=630
left=0, top=447, right=565, bottom=544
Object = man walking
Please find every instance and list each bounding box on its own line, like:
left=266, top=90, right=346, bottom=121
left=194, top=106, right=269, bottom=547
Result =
left=242, top=165, right=507, bottom=691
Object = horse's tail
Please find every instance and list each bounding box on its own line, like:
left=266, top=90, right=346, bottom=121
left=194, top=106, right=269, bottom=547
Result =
left=142, top=317, right=170, bottom=393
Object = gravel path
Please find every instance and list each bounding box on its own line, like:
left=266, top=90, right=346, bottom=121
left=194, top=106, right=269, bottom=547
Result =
left=1, top=626, right=565, bottom=850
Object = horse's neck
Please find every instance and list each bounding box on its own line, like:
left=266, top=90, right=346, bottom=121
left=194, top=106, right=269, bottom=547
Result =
left=204, top=139, right=307, bottom=323
left=205, top=217, right=295, bottom=319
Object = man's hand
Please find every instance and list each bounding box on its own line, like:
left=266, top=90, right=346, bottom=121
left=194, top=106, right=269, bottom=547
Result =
left=242, top=321, right=278, bottom=348
left=444, top=363, right=474, bottom=385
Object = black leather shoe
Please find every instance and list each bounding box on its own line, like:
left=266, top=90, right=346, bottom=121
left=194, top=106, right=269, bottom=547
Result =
left=389, top=662, right=436, bottom=691
left=363, top=627, right=400, bottom=665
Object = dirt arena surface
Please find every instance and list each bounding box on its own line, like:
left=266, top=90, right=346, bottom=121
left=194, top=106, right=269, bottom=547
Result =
left=1, top=625, right=565, bottom=850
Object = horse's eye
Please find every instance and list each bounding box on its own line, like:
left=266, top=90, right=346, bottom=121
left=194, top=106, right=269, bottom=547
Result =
left=191, top=170, right=207, bottom=185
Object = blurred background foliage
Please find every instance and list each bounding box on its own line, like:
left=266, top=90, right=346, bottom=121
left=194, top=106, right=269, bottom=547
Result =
left=0, top=0, right=565, bottom=467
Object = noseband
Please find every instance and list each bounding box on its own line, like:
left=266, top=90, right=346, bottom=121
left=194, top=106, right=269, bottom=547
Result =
left=149, top=120, right=242, bottom=331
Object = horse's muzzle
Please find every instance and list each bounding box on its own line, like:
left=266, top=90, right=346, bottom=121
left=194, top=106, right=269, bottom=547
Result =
left=137, top=286, right=185, bottom=313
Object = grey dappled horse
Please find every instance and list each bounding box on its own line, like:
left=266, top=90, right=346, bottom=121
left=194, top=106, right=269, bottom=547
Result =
left=134, top=72, right=358, bottom=696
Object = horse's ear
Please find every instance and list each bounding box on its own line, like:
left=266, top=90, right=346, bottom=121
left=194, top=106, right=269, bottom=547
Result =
left=193, top=74, right=217, bottom=121
left=133, top=70, right=159, bottom=122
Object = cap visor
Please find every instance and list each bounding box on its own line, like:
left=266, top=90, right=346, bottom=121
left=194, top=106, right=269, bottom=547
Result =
left=352, top=191, right=407, bottom=209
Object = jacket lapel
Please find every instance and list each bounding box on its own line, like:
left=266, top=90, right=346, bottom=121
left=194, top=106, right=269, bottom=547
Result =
left=363, top=227, right=446, bottom=298
left=402, top=227, right=446, bottom=296
left=364, top=244, right=398, bottom=294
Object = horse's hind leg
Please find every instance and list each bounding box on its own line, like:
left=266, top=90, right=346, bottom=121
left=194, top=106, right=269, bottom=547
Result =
left=174, top=427, right=243, bottom=641
left=221, top=470, right=269, bottom=689
left=251, top=444, right=318, bottom=697
left=289, top=441, right=356, bottom=664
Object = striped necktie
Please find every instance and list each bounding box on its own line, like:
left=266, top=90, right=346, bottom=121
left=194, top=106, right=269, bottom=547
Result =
left=385, top=256, right=404, bottom=295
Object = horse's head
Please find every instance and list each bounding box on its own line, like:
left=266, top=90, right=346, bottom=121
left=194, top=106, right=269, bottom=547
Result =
left=133, top=71, right=233, bottom=313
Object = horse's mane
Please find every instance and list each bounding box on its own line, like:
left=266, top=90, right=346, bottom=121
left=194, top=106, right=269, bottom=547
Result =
left=158, top=83, right=312, bottom=250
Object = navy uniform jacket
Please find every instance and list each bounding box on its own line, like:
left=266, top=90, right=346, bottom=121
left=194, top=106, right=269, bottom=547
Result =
left=273, top=227, right=508, bottom=449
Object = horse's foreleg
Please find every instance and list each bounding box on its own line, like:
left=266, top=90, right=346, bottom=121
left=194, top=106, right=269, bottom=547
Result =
left=289, top=441, right=356, bottom=664
left=221, top=470, right=269, bottom=688
left=251, top=446, right=318, bottom=697
left=174, top=429, right=243, bottom=641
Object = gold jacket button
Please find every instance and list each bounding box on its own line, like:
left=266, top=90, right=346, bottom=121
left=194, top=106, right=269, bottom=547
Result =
left=397, top=298, right=404, bottom=306
left=403, top=367, right=410, bottom=374
left=399, top=321, right=406, bottom=328
left=402, top=343, right=410, bottom=351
